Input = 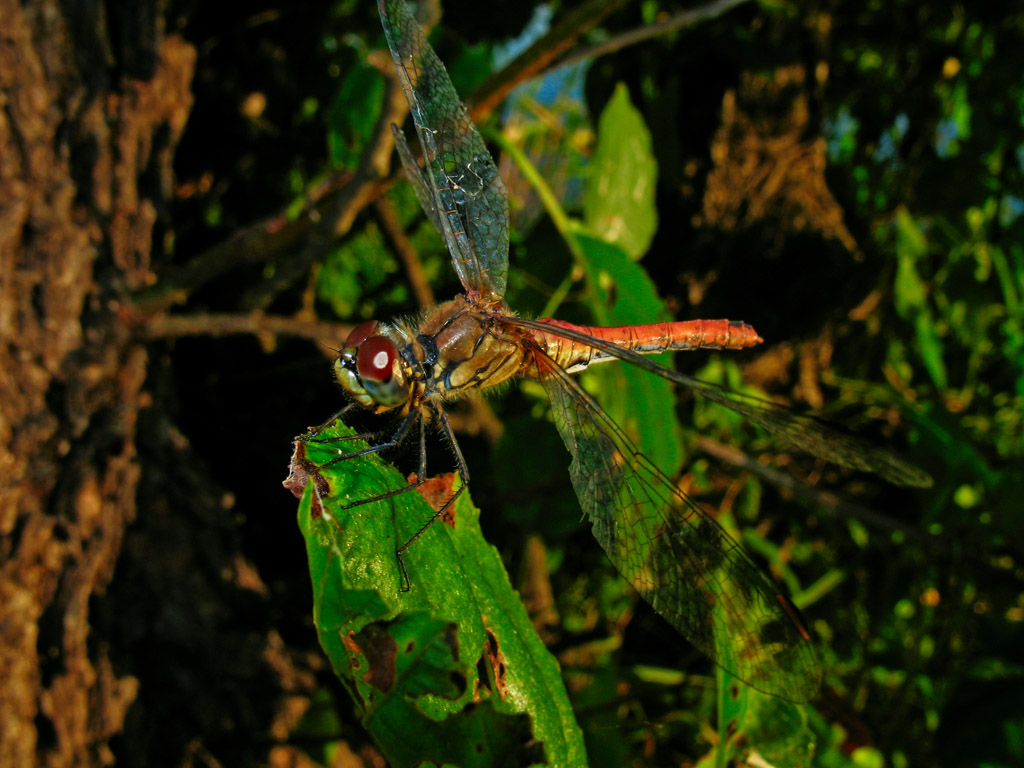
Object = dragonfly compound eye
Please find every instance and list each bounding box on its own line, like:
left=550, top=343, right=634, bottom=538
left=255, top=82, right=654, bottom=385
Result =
left=357, top=336, right=397, bottom=382
left=345, top=320, right=379, bottom=348
left=357, top=336, right=409, bottom=408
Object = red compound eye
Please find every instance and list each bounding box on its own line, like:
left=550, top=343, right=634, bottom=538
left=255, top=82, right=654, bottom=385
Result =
left=356, top=336, right=397, bottom=382
left=345, top=320, right=379, bottom=348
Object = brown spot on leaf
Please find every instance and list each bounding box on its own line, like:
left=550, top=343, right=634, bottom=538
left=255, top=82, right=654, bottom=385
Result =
left=349, top=625, right=398, bottom=692
left=481, top=624, right=509, bottom=701
left=725, top=717, right=740, bottom=739
left=414, top=473, right=459, bottom=528
left=342, top=632, right=365, bottom=674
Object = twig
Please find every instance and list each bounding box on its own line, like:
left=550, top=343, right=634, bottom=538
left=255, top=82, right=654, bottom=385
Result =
left=144, top=311, right=351, bottom=348
left=240, top=56, right=411, bottom=311
left=374, top=196, right=435, bottom=310
left=128, top=178, right=337, bottom=317
left=555, top=0, right=753, bottom=71
left=468, top=0, right=632, bottom=121
left=129, top=50, right=408, bottom=319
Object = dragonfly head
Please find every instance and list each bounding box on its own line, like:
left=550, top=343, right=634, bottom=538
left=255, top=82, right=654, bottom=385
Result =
left=334, top=321, right=411, bottom=411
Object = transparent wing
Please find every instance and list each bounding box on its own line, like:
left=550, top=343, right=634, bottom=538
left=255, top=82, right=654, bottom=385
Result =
left=392, top=124, right=449, bottom=242
left=535, top=353, right=821, bottom=702
left=508, top=316, right=932, bottom=488
left=378, top=0, right=509, bottom=302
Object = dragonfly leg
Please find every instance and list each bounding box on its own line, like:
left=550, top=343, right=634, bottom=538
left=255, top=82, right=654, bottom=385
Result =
left=312, top=407, right=421, bottom=471
left=299, top=403, right=406, bottom=449
left=300, top=408, right=427, bottom=522
left=395, top=405, right=471, bottom=592
left=296, top=402, right=360, bottom=441
left=314, top=409, right=428, bottom=508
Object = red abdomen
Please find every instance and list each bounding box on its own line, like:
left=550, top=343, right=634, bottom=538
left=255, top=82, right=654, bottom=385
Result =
left=529, top=318, right=763, bottom=373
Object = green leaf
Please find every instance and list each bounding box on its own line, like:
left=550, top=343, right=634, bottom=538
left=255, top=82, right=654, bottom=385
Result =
left=893, top=208, right=948, bottom=389
left=316, top=221, right=404, bottom=318
left=326, top=61, right=385, bottom=168
left=291, top=421, right=585, bottom=767
left=492, top=110, right=680, bottom=477
left=893, top=208, right=928, bottom=314
left=710, top=669, right=815, bottom=767
left=584, top=83, right=659, bottom=259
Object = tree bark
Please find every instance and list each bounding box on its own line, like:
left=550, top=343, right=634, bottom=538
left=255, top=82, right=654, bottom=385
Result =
left=0, top=2, right=243, bottom=765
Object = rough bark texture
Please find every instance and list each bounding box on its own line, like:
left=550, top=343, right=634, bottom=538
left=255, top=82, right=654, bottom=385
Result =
left=0, top=3, right=302, bottom=766
left=0, top=1, right=184, bottom=763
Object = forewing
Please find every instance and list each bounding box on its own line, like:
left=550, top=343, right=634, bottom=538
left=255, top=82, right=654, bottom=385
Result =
left=535, top=354, right=821, bottom=702
left=392, top=124, right=448, bottom=240
left=508, top=316, right=932, bottom=488
left=378, top=0, right=509, bottom=302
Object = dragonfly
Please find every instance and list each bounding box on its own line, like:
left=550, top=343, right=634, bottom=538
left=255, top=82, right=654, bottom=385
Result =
left=304, top=0, right=931, bottom=703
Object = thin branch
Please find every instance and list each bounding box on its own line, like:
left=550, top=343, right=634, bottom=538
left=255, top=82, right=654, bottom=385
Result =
left=374, top=196, right=435, bottom=310
left=468, top=0, right=632, bottom=121
left=240, top=54, right=410, bottom=311
left=128, top=179, right=335, bottom=316
left=129, top=50, right=407, bottom=319
left=144, top=311, right=351, bottom=349
left=556, top=0, right=753, bottom=71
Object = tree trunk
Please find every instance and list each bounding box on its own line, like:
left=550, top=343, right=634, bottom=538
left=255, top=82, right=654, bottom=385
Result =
left=0, top=3, right=295, bottom=766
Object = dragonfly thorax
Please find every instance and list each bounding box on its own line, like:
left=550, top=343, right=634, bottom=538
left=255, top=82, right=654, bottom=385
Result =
left=336, top=297, right=532, bottom=415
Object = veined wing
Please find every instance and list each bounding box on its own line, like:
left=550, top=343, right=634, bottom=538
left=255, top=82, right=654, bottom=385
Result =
left=509, top=316, right=932, bottom=488
left=378, top=0, right=509, bottom=303
left=533, top=351, right=821, bottom=702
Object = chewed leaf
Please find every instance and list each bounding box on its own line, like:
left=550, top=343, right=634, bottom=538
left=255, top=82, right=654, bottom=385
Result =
left=289, top=420, right=585, bottom=767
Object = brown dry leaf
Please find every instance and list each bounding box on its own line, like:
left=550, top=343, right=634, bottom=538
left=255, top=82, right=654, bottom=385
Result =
left=700, top=65, right=858, bottom=256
